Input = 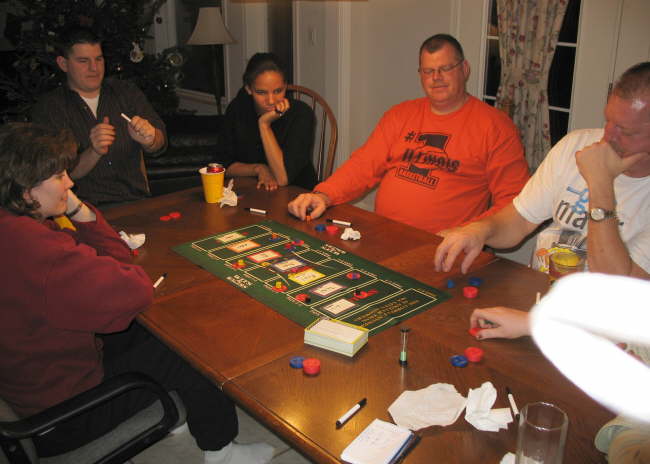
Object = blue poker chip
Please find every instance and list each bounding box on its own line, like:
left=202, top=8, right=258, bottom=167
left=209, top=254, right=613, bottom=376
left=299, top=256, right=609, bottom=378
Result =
left=468, top=277, right=483, bottom=287
left=315, top=224, right=326, bottom=232
left=446, top=279, right=455, bottom=289
left=450, top=355, right=468, bottom=368
left=289, top=356, right=305, bottom=369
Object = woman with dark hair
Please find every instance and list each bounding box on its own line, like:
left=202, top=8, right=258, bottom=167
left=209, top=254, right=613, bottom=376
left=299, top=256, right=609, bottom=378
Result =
left=217, top=52, right=318, bottom=190
left=0, top=123, right=273, bottom=464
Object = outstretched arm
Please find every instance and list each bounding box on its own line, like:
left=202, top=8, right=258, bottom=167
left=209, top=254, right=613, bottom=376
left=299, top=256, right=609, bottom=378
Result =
left=469, top=307, right=531, bottom=340
left=434, top=203, right=537, bottom=273
left=288, top=192, right=330, bottom=220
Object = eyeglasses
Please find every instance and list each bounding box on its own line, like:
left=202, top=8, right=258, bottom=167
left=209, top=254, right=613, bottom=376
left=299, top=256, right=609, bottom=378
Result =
left=418, top=60, right=464, bottom=76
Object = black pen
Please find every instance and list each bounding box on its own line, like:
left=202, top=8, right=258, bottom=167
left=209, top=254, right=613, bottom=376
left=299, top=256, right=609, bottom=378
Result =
left=335, top=398, right=367, bottom=429
left=392, top=433, right=421, bottom=464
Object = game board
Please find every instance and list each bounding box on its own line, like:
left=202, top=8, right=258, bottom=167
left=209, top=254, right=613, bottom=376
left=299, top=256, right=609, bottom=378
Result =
left=173, top=220, right=450, bottom=336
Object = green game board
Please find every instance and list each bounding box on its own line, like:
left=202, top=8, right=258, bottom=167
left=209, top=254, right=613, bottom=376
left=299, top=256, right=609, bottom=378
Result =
left=173, top=220, right=450, bottom=336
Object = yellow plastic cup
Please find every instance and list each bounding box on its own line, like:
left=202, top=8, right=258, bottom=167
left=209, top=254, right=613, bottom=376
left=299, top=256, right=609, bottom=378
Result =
left=199, top=166, right=224, bottom=203
left=548, top=249, right=584, bottom=283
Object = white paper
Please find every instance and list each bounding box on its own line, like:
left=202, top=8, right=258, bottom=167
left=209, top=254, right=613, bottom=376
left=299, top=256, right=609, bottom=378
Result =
left=341, top=227, right=361, bottom=240
left=219, top=179, right=238, bottom=207
left=119, top=231, right=145, bottom=249
left=465, top=381, right=513, bottom=431
left=388, top=383, right=467, bottom=430
left=341, top=418, right=412, bottom=464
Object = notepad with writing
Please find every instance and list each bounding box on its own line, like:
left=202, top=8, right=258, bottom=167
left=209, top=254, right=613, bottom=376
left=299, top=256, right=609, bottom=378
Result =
left=341, top=419, right=419, bottom=464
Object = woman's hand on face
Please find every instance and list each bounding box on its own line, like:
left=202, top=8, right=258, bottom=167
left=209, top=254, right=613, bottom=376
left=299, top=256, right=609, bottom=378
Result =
left=254, top=164, right=279, bottom=191
left=258, top=98, right=290, bottom=126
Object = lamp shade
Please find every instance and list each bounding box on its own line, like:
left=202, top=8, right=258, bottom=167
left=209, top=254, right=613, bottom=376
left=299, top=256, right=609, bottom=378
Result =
left=186, top=7, right=235, bottom=45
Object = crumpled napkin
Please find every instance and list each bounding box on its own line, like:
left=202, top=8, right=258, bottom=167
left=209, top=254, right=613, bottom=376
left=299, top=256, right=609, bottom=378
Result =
left=388, top=383, right=467, bottom=430
left=500, top=452, right=516, bottom=463
left=340, top=227, right=361, bottom=240
left=465, top=381, right=513, bottom=431
left=119, top=230, right=145, bottom=249
left=219, top=179, right=238, bottom=208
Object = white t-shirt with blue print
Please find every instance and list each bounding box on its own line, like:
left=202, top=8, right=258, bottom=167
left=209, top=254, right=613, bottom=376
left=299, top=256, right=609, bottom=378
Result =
left=513, top=128, right=650, bottom=273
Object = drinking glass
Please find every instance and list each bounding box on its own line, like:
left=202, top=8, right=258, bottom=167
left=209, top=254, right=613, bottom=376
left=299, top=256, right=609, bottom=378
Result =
left=548, top=249, right=585, bottom=284
left=515, top=402, right=568, bottom=464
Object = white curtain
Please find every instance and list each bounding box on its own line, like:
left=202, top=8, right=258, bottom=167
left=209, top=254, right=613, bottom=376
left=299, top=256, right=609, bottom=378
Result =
left=496, top=0, right=569, bottom=170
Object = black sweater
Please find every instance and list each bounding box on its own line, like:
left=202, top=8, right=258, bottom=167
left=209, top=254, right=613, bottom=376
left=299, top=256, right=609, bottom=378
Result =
left=216, top=87, right=317, bottom=190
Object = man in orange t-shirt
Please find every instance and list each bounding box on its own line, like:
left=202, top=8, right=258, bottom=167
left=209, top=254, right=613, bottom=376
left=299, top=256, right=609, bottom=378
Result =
left=288, top=33, right=529, bottom=235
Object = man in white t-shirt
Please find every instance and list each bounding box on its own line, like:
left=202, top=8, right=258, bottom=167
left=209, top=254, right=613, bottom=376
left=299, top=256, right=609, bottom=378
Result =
left=434, top=61, right=650, bottom=280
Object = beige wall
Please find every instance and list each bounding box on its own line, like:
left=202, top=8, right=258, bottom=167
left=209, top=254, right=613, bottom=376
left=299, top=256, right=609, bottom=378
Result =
left=294, top=0, right=454, bottom=208
left=347, top=1, right=453, bottom=158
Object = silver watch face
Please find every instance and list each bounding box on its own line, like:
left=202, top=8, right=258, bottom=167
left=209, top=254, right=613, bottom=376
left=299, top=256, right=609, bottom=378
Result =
left=590, top=208, right=605, bottom=221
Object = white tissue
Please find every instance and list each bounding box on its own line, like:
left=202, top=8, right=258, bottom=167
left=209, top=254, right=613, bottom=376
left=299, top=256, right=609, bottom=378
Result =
left=464, top=381, right=513, bottom=431
left=500, top=452, right=516, bottom=464
left=340, top=227, right=361, bottom=240
left=119, top=231, right=145, bottom=250
left=388, top=383, right=467, bottom=430
left=219, top=179, right=238, bottom=208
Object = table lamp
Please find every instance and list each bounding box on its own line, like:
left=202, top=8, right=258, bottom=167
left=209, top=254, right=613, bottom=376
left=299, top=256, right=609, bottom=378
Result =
left=186, top=6, right=235, bottom=114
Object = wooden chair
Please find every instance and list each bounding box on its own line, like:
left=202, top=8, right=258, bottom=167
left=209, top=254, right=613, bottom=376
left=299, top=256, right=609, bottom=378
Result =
left=286, top=84, right=338, bottom=182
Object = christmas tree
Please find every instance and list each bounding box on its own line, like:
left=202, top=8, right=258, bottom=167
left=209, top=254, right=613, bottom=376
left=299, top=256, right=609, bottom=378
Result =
left=0, top=0, right=182, bottom=122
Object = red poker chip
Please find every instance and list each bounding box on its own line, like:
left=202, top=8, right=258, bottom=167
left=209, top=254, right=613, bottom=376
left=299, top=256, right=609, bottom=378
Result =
left=464, top=346, right=484, bottom=363
left=463, top=286, right=479, bottom=299
left=326, top=225, right=339, bottom=235
left=169, top=211, right=181, bottom=219
left=159, top=215, right=171, bottom=221
left=468, top=327, right=482, bottom=337
left=302, top=358, right=320, bottom=375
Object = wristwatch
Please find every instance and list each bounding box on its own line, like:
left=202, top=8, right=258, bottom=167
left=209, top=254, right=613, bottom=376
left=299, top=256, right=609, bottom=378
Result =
left=588, top=207, right=617, bottom=222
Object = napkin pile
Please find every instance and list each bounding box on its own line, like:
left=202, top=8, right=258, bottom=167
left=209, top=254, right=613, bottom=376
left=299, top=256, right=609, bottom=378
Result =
left=465, top=382, right=513, bottom=431
left=219, top=179, right=238, bottom=208
left=388, top=381, right=512, bottom=431
left=119, top=230, right=145, bottom=249
left=341, top=227, right=361, bottom=240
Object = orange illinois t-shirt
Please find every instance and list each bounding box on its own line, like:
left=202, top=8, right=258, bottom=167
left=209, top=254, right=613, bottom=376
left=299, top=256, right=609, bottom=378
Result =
left=316, top=96, right=530, bottom=234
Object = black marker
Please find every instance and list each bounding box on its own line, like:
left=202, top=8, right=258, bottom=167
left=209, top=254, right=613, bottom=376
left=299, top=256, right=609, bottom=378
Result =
left=335, top=398, right=367, bottom=429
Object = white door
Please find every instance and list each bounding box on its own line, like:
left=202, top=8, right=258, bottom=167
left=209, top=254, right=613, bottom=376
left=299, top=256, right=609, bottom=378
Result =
left=571, top=0, right=650, bottom=130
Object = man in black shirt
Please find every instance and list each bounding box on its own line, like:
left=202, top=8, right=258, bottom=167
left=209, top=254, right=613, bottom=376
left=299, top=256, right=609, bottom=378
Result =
left=32, top=27, right=166, bottom=206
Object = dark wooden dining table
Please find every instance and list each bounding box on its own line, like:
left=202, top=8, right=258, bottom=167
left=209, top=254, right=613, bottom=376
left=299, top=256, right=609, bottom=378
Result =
left=104, top=178, right=612, bottom=463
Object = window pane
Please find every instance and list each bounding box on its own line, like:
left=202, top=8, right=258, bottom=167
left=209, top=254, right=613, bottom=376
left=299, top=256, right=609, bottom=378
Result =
left=558, top=0, right=581, bottom=44
left=488, top=0, right=498, bottom=36
left=548, top=46, right=575, bottom=108
left=549, top=110, right=569, bottom=146
left=484, top=39, right=501, bottom=97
